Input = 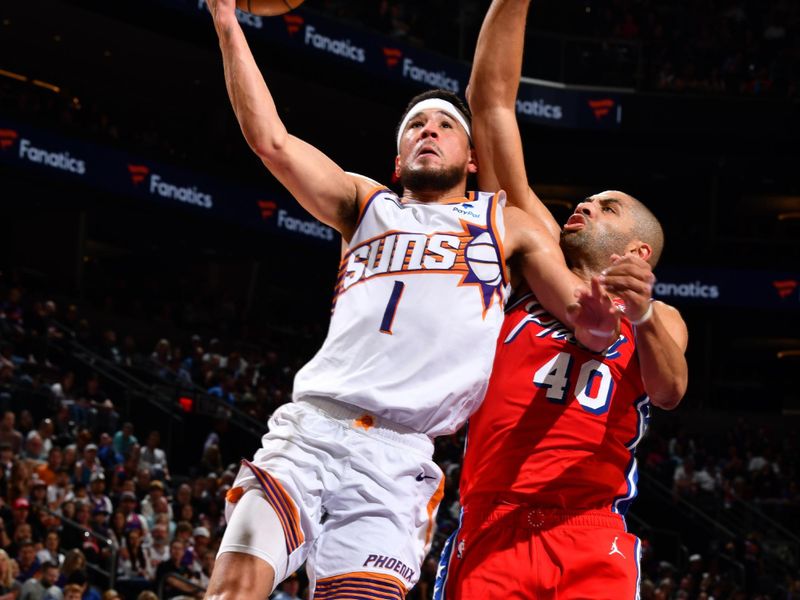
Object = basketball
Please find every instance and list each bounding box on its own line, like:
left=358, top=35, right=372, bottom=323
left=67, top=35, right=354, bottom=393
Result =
left=235, top=0, right=305, bottom=16
left=465, top=232, right=503, bottom=287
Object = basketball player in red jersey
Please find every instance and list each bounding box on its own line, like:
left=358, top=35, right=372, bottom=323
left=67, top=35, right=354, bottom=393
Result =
left=435, top=1, right=690, bottom=599
left=203, top=0, right=625, bottom=598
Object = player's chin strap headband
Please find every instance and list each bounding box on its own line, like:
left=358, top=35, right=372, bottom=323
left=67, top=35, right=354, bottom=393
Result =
left=396, top=99, right=472, bottom=153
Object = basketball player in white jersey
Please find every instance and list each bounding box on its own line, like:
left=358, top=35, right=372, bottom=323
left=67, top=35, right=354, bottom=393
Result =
left=204, top=0, right=622, bottom=598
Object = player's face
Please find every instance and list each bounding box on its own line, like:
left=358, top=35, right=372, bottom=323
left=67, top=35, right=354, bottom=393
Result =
left=561, top=191, right=636, bottom=258
left=395, top=109, right=475, bottom=193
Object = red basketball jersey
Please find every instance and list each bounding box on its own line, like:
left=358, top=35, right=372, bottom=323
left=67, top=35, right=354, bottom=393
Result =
left=460, top=291, right=650, bottom=514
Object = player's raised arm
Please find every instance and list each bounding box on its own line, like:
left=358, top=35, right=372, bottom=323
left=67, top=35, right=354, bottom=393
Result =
left=207, top=0, right=368, bottom=240
left=467, top=0, right=561, bottom=241
left=504, top=206, right=620, bottom=352
left=601, top=254, right=689, bottom=409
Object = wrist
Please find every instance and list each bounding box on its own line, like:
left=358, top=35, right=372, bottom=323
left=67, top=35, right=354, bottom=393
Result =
left=630, top=302, right=654, bottom=326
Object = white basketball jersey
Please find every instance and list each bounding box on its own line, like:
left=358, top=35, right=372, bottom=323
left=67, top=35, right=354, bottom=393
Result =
left=293, top=187, right=509, bottom=437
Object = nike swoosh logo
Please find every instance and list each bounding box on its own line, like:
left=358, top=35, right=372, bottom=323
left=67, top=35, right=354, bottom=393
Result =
left=415, top=472, right=437, bottom=482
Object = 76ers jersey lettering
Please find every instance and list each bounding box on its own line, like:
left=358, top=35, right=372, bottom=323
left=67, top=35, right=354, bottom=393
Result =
left=294, top=188, right=508, bottom=437
left=460, top=291, right=650, bottom=513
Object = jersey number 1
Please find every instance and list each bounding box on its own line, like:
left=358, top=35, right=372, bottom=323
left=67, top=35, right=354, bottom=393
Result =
left=533, top=352, right=614, bottom=414
left=380, top=281, right=405, bottom=335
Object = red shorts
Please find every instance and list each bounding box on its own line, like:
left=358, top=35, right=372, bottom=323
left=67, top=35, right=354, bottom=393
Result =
left=442, top=504, right=641, bottom=600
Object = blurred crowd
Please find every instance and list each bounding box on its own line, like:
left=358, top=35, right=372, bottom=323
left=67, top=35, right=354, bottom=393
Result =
left=319, top=0, right=799, bottom=96
left=2, top=263, right=799, bottom=600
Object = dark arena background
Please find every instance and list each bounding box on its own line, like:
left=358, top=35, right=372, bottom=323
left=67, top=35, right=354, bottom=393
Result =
left=1, top=0, right=799, bottom=598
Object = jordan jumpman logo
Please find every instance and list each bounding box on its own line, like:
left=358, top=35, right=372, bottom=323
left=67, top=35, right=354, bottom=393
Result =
left=609, top=536, right=626, bottom=558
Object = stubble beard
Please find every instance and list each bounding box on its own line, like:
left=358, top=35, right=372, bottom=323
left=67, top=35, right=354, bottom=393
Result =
left=399, top=162, right=464, bottom=195
left=561, top=225, right=630, bottom=271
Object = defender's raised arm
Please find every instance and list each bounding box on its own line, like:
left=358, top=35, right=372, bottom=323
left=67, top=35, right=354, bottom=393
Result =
left=468, top=0, right=561, bottom=240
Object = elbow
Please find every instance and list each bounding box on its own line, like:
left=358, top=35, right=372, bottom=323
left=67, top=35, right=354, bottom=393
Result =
left=466, top=82, right=502, bottom=112
left=244, top=125, right=288, bottom=163
left=248, top=135, right=286, bottom=163
left=649, top=377, right=688, bottom=411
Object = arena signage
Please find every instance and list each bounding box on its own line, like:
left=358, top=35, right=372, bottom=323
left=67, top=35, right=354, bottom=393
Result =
left=0, top=119, right=336, bottom=246
left=653, top=268, right=799, bottom=309
left=166, top=0, right=625, bottom=130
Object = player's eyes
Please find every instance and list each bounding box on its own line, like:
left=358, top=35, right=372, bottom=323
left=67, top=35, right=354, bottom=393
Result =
left=409, top=121, right=423, bottom=128
left=602, top=206, right=615, bottom=213
left=441, top=121, right=452, bottom=128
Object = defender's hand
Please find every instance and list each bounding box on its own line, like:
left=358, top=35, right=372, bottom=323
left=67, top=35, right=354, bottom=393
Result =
left=600, top=254, right=655, bottom=323
left=567, top=276, right=621, bottom=351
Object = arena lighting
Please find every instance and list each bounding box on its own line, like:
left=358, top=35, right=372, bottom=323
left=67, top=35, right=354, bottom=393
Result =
left=32, top=79, right=61, bottom=93
left=179, top=396, right=194, bottom=412
left=0, top=68, right=27, bottom=82
left=777, top=212, right=800, bottom=221
left=777, top=350, right=800, bottom=359
left=0, top=68, right=61, bottom=93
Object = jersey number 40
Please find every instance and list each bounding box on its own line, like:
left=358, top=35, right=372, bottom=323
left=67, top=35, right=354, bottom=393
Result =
left=533, top=352, right=614, bottom=415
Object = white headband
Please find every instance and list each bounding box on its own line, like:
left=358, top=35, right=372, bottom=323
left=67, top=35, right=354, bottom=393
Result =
left=396, top=98, right=472, bottom=152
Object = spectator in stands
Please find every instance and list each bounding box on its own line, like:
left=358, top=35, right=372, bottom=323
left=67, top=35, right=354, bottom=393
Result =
left=16, top=541, right=41, bottom=583
left=95, top=433, right=121, bottom=470
left=18, top=560, right=61, bottom=600
left=155, top=539, right=201, bottom=599
left=28, top=477, right=48, bottom=510
left=0, top=411, right=23, bottom=454
left=0, top=288, right=25, bottom=336
left=171, top=485, right=191, bottom=523
left=118, top=491, right=148, bottom=536
left=142, top=523, right=169, bottom=580
left=74, top=445, right=102, bottom=487
left=64, top=570, right=99, bottom=600
left=0, top=548, right=20, bottom=599
left=138, top=432, right=169, bottom=481
left=117, top=528, right=149, bottom=583
left=0, top=520, right=10, bottom=550
left=47, top=468, right=73, bottom=510
left=92, top=402, right=118, bottom=441
left=112, top=424, right=137, bottom=459
left=36, top=446, right=62, bottom=487
left=272, top=571, right=301, bottom=600
left=62, top=583, right=83, bottom=600
left=189, top=527, right=210, bottom=574
left=36, top=530, right=64, bottom=567
left=199, top=445, right=222, bottom=476
left=87, top=473, right=112, bottom=516
left=9, top=497, right=33, bottom=536
left=23, top=434, right=46, bottom=468
left=140, top=480, right=170, bottom=528
left=35, top=420, right=55, bottom=457
left=57, top=550, right=87, bottom=588
left=100, top=330, right=122, bottom=365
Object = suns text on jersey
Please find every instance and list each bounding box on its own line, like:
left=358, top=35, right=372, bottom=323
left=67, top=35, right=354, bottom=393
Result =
left=338, top=230, right=471, bottom=292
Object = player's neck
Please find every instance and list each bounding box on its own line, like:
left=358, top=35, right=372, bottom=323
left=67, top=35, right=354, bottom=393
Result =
left=569, top=263, right=602, bottom=285
left=401, top=185, right=467, bottom=205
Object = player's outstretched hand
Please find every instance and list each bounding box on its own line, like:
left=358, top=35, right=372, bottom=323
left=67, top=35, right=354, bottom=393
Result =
left=566, top=276, right=621, bottom=352
left=600, top=254, right=655, bottom=323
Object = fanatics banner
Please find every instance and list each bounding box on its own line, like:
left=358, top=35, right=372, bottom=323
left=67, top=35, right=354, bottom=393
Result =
left=0, top=119, right=337, bottom=245
left=158, top=0, right=626, bottom=130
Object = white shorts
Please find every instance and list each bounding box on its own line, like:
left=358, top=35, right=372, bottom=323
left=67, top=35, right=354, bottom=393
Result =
left=217, top=398, right=444, bottom=598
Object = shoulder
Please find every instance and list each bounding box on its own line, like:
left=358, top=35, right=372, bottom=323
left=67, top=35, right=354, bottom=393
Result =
left=502, top=205, right=559, bottom=257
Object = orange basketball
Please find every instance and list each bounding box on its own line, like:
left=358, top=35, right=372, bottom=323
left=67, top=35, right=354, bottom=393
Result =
left=235, top=0, right=305, bottom=16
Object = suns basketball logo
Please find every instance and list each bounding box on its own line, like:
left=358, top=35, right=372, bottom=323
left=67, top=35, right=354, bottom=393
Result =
left=334, top=219, right=505, bottom=316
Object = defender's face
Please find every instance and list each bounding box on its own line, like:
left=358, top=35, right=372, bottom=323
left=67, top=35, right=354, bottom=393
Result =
left=395, top=108, right=475, bottom=184
left=562, top=191, right=636, bottom=240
